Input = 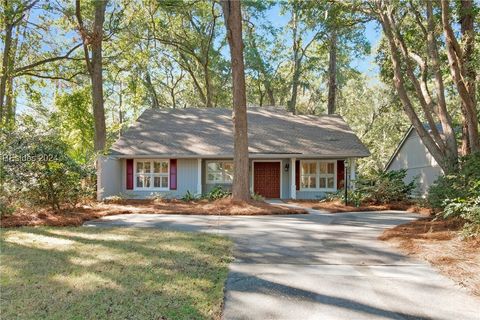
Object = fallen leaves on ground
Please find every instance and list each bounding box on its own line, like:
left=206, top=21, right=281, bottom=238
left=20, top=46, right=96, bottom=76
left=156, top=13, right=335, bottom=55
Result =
left=380, top=217, right=480, bottom=297
left=287, top=199, right=432, bottom=215
left=1, top=198, right=307, bottom=228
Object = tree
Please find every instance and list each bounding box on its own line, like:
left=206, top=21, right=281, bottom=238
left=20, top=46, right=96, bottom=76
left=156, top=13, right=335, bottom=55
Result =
left=221, top=0, right=250, bottom=201
left=75, top=0, right=107, bottom=152
left=371, top=0, right=476, bottom=172
left=441, top=0, right=479, bottom=153
left=1, top=0, right=81, bottom=127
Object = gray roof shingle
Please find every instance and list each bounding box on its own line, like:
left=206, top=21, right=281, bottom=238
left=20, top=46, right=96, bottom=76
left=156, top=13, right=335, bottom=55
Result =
left=110, top=107, right=370, bottom=158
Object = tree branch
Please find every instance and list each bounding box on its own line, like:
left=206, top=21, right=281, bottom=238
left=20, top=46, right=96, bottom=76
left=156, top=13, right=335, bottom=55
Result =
left=13, top=43, right=82, bottom=75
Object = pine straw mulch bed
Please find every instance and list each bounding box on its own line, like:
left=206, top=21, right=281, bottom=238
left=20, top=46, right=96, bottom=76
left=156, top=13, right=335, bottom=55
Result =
left=287, top=199, right=433, bottom=215
left=379, top=217, right=480, bottom=297
left=1, top=198, right=307, bottom=228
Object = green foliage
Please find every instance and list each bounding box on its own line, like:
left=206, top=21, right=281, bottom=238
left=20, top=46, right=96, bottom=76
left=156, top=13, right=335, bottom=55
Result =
left=250, top=192, right=265, bottom=201
left=429, top=154, right=480, bottom=237
left=182, top=190, right=199, bottom=202
left=325, top=190, right=363, bottom=207
left=443, top=194, right=480, bottom=238
left=428, top=153, right=480, bottom=209
left=53, top=87, right=95, bottom=164
left=1, top=124, right=94, bottom=212
left=356, top=169, right=416, bottom=204
left=202, top=186, right=231, bottom=201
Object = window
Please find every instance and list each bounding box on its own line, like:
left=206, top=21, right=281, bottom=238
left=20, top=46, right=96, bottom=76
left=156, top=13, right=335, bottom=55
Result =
left=300, top=160, right=336, bottom=190
left=206, top=161, right=233, bottom=184
left=135, top=160, right=169, bottom=189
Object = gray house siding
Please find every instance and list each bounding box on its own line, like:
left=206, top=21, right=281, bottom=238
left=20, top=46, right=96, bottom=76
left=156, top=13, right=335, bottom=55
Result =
left=98, top=157, right=346, bottom=200
left=387, top=129, right=443, bottom=196
left=117, top=158, right=199, bottom=199
left=97, top=156, right=122, bottom=200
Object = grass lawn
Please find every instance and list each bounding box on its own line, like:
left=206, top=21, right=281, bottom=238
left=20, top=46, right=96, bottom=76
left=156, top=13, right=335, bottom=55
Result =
left=0, top=227, right=233, bottom=320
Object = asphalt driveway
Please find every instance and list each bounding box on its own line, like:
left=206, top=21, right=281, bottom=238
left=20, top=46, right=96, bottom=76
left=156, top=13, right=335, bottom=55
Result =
left=85, top=208, right=480, bottom=320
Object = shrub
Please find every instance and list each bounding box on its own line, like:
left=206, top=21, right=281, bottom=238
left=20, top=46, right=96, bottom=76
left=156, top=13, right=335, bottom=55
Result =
left=202, top=186, right=231, bottom=201
left=182, top=190, right=199, bottom=202
left=429, top=153, right=480, bottom=237
left=428, top=153, right=480, bottom=209
left=443, top=194, right=480, bottom=238
left=1, top=126, right=93, bottom=212
left=251, top=192, right=264, bottom=201
left=356, top=169, right=416, bottom=204
left=324, top=190, right=363, bottom=207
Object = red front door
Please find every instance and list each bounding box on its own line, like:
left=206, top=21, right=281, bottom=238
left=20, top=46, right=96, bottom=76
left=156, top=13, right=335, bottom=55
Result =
left=253, top=162, right=281, bottom=199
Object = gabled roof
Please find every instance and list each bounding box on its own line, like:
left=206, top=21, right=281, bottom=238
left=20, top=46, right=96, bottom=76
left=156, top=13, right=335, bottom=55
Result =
left=384, top=123, right=445, bottom=171
left=110, top=107, right=370, bottom=158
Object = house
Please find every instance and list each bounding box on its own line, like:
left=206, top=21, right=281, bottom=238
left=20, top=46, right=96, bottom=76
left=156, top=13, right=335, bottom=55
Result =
left=97, top=107, right=370, bottom=200
left=385, top=126, right=443, bottom=196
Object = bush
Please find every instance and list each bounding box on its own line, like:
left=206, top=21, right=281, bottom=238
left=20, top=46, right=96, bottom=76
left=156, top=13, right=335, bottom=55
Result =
left=443, top=194, right=480, bottom=238
left=202, top=186, right=231, bottom=201
left=1, top=126, right=93, bottom=212
left=182, top=190, right=199, bottom=202
left=429, top=153, right=480, bottom=237
left=356, top=169, right=416, bottom=204
left=428, top=153, right=480, bottom=209
left=251, top=192, right=264, bottom=201
left=324, top=190, right=363, bottom=207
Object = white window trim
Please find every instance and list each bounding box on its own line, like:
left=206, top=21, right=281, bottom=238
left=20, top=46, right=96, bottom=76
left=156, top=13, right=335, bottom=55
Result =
left=134, top=159, right=170, bottom=191
left=299, top=160, right=337, bottom=191
left=206, top=160, right=234, bottom=184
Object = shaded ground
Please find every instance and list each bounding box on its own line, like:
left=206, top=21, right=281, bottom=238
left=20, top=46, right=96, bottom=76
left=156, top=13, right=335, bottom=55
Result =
left=0, top=227, right=233, bottom=320
left=1, top=199, right=306, bottom=228
left=380, top=217, right=480, bottom=297
left=86, top=210, right=480, bottom=320
left=288, top=199, right=432, bottom=214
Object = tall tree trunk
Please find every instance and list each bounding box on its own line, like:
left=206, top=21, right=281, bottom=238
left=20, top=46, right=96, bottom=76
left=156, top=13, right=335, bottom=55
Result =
left=221, top=0, right=250, bottom=201
left=5, top=76, right=14, bottom=125
left=90, top=1, right=107, bottom=151
left=426, top=1, right=458, bottom=162
left=0, top=21, right=13, bottom=123
left=145, top=71, right=160, bottom=108
left=287, top=8, right=299, bottom=114
left=76, top=0, right=107, bottom=152
left=459, top=0, right=478, bottom=154
left=203, top=63, right=213, bottom=108
left=327, top=30, right=337, bottom=115
left=441, top=0, right=479, bottom=153
left=379, top=7, right=456, bottom=172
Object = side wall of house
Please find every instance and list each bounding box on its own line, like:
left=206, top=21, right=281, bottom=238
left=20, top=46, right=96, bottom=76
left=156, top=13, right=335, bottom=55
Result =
left=97, top=156, right=122, bottom=200
left=387, top=130, right=443, bottom=196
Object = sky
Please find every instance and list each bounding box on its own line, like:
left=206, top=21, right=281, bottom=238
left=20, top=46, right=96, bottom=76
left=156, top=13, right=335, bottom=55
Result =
left=262, top=3, right=381, bottom=76
left=15, top=2, right=382, bottom=115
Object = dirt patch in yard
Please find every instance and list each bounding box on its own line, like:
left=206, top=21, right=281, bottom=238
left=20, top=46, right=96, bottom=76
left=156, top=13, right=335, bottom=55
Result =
left=288, top=199, right=432, bottom=215
left=380, top=217, right=480, bottom=297
left=1, top=198, right=307, bottom=228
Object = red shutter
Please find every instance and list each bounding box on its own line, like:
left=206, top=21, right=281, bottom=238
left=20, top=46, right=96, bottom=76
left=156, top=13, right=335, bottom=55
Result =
left=295, top=160, right=300, bottom=191
left=170, top=159, right=177, bottom=190
left=337, top=160, right=345, bottom=190
left=126, top=159, right=134, bottom=190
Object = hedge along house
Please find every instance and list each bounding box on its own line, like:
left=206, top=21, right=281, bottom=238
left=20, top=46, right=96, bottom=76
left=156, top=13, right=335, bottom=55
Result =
left=97, top=108, right=370, bottom=200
